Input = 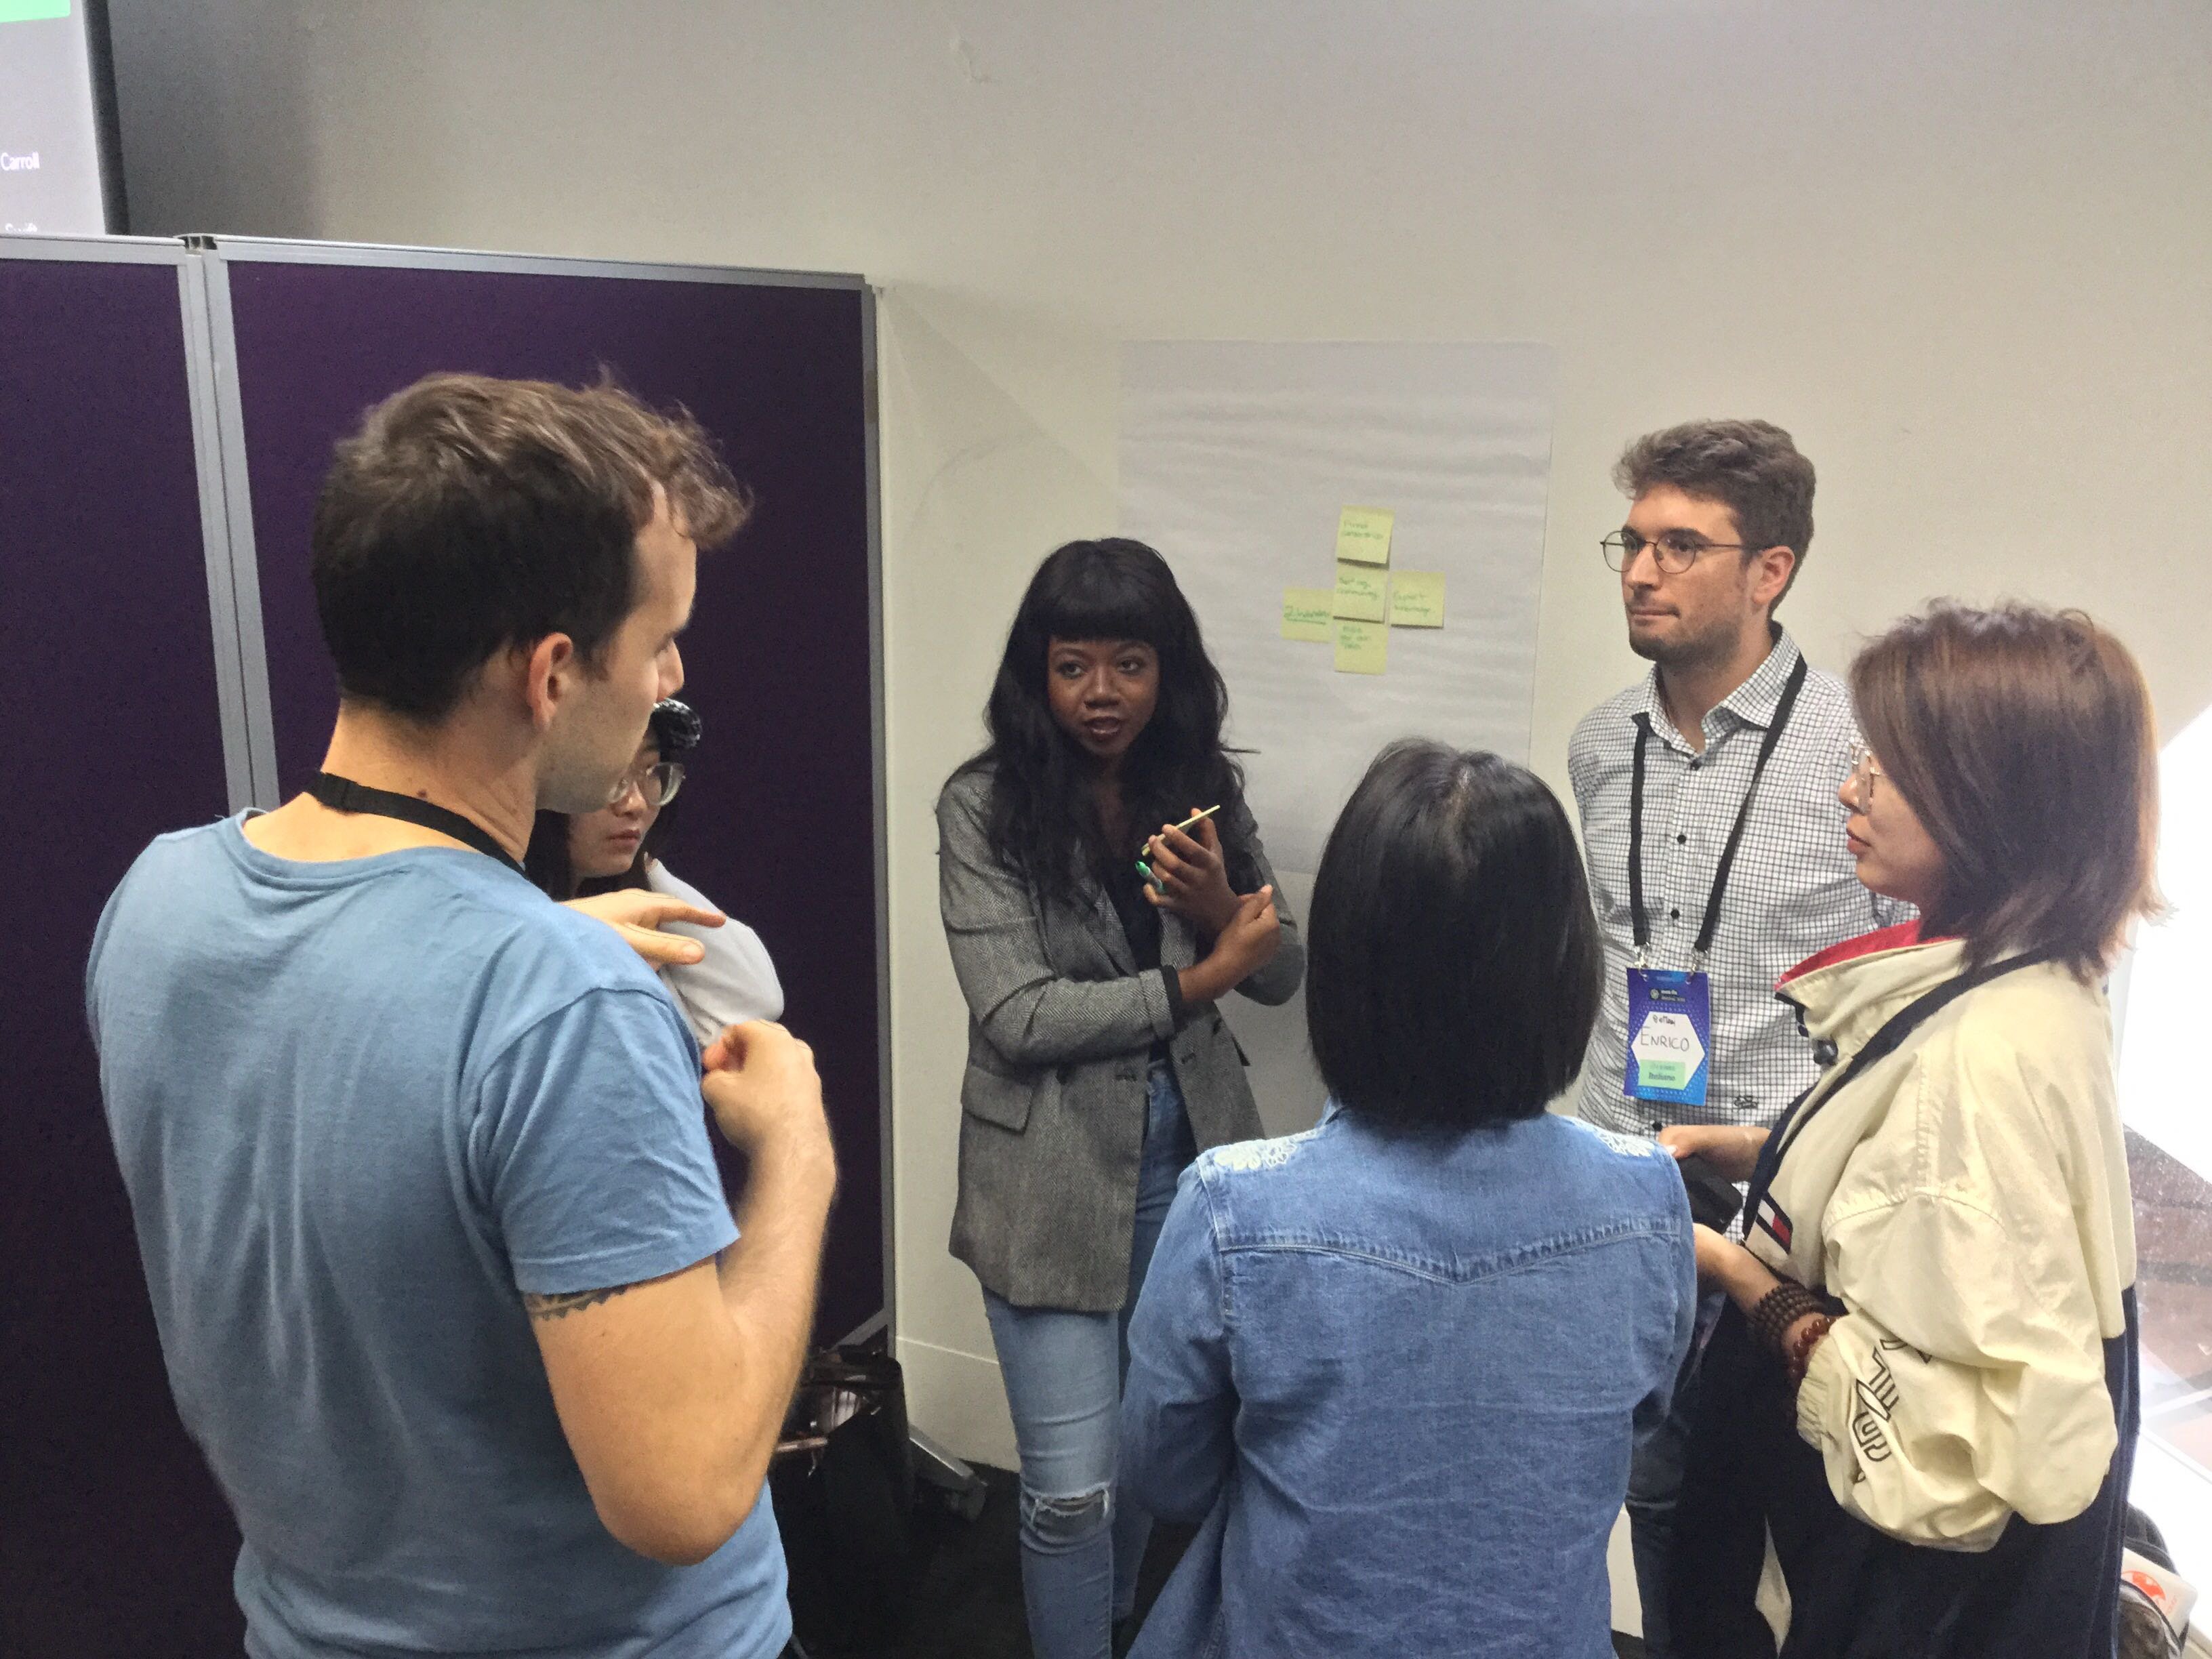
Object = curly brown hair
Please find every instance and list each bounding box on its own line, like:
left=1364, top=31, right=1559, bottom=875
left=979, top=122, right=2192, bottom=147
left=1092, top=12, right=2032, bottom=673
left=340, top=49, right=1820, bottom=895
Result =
left=312, top=372, right=750, bottom=721
left=1615, top=419, right=1816, bottom=607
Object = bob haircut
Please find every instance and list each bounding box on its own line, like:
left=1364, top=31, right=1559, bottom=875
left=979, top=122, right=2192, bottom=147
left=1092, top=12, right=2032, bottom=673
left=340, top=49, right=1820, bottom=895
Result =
left=1850, top=602, right=2162, bottom=979
left=1307, top=741, right=1602, bottom=1132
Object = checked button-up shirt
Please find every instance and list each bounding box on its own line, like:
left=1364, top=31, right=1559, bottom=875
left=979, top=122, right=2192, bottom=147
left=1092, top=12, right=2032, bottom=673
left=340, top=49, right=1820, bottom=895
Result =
left=1569, top=628, right=1911, bottom=1136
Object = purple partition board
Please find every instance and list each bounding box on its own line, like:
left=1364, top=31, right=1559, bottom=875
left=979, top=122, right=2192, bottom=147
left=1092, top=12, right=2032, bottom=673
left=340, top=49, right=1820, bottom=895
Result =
left=224, top=258, right=884, bottom=1343
left=0, top=254, right=245, bottom=1653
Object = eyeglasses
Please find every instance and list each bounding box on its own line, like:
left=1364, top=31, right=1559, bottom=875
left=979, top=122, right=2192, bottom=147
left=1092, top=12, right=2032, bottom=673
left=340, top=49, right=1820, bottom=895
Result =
left=1845, top=744, right=1883, bottom=810
left=1601, top=529, right=1753, bottom=574
left=610, top=760, right=685, bottom=808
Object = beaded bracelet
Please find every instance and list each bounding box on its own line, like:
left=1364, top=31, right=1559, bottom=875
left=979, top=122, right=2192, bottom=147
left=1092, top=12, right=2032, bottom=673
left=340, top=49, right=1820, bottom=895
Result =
left=1749, top=1281, right=1828, bottom=1356
left=1784, top=1315, right=1835, bottom=1386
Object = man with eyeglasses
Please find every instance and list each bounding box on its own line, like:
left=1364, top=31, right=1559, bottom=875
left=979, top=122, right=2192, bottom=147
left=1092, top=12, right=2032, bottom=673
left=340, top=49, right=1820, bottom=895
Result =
left=1565, top=418, right=1906, bottom=1657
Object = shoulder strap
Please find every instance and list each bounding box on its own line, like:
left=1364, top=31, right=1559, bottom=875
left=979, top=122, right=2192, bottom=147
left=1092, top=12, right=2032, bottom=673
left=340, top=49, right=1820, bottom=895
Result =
left=1744, top=949, right=2051, bottom=1225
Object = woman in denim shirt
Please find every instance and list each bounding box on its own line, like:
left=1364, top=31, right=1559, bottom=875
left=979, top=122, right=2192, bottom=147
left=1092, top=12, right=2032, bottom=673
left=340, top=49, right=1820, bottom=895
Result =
left=1120, top=741, right=1696, bottom=1658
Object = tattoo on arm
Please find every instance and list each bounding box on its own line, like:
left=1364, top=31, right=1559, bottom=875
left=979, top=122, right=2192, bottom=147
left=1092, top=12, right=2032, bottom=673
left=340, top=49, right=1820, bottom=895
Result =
left=522, top=1261, right=695, bottom=1322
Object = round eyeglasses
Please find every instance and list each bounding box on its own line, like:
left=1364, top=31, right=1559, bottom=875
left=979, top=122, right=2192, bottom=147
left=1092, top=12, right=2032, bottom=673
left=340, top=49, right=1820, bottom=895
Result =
left=610, top=760, right=685, bottom=809
left=1601, top=530, right=1753, bottom=574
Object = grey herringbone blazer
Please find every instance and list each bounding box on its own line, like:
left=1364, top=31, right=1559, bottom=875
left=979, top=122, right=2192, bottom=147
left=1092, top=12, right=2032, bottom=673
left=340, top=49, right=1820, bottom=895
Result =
left=937, top=765, right=1305, bottom=1311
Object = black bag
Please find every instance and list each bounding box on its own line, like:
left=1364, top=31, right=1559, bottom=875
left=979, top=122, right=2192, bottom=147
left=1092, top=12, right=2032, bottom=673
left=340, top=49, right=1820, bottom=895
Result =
left=770, top=1346, right=922, bottom=1654
left=1675, top=1150, right=1746, bottom=1232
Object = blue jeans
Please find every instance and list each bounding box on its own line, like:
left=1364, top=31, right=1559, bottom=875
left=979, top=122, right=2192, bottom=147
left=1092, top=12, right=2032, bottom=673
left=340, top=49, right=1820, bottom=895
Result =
left=983, top=1060, right=1196, bottom=1659
left=1627, top=1286, right=1723, bottom=1658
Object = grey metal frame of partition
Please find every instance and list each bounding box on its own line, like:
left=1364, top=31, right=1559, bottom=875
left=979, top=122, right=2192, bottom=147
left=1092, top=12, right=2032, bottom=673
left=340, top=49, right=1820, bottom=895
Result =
left=1, top=234, right=263, bottom=815
left=858, top=283, right=895, bottom=1353
left=13, top=230, right=895, bottom=1354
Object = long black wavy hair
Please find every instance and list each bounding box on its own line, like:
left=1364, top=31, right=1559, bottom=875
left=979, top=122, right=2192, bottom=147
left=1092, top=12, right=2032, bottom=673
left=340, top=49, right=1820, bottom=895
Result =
left=956, top=538, right=1256, bottom=907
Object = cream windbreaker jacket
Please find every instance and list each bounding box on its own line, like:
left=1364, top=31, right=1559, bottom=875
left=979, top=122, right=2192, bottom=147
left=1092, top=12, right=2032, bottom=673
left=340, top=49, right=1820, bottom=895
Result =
left=1748, top=926, right=2136, bottom=1551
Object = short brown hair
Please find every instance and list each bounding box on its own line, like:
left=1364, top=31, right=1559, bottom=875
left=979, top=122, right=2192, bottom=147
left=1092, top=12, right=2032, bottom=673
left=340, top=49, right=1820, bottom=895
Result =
left=1850, top=602, right=2162, bottom=977
left=1615, top=419, right=1816, bottom=606
left=312, top=373, right=750, bottom=722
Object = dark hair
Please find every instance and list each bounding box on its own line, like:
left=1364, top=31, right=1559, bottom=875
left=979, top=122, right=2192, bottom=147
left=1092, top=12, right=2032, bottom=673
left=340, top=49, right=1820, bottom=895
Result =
left=523, top=699, right=701, bottom=900
left=956, top=539, right=1253, bottom=905
left=1615, top=419, right=1816, bottom=607
left=1307, top=742, right=1601, bottom=1132
left=1849, top=602, right=2162, bottom=978
left=312, top=373, right=750, bottom=722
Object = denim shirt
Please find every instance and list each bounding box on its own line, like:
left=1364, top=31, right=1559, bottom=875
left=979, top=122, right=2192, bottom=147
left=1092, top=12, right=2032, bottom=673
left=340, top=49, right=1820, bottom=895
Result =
left=1120, top=1105, right=1695, bottom=1659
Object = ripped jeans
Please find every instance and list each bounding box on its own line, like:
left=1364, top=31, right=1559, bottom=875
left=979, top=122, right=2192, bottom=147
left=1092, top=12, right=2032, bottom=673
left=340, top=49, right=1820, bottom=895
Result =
left=982, top=1059, right=1196, bottom=1659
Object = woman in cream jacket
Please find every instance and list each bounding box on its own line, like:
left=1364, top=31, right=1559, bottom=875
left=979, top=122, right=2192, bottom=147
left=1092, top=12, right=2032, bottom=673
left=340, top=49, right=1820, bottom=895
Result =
left=1664, top=603, right=2161, bottom=1659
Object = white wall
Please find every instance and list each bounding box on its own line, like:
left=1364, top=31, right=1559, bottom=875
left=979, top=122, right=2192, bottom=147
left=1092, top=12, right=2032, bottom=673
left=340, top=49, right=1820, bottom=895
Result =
left=110, top=0, right=2212, bottom=1471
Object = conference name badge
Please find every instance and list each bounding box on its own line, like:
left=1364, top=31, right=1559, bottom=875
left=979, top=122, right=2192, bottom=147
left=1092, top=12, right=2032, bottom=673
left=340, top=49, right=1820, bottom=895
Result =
left=1623, top=967, right=1712, bottom=1107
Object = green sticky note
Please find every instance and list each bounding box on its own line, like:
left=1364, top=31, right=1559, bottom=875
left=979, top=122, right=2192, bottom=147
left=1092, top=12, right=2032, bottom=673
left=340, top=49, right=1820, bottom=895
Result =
left=1388, top=570, right=1446, bottom=628
left=1282, top=588, right=1334, bottom=642
left=1332, top=561, right=1387, bottom=621
left=1334, top=506, right=1394, bottom=567
left=1334, top=618, right=1388, bottom=674
left=0, top=0, right=73, bottom=20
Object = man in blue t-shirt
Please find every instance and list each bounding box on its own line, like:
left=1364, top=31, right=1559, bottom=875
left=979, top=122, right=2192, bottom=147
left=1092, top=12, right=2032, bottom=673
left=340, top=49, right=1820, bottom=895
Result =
left=87, top=375, right=834, bottom=1658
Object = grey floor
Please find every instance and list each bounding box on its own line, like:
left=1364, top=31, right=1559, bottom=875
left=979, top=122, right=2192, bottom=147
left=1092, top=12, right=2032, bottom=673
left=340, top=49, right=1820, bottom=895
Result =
left=806, top=1465, right=1647, bottom=1658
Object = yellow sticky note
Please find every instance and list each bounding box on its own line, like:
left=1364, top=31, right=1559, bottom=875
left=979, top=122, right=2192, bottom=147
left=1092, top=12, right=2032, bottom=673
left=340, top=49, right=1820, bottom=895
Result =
left=1332, top=560, right=1387, bottom=621
left=1334, top=506, right=1395, bottom=567
left=1282, top=588, right=1334, bottom=642
left=1334, top=617, right=1388, bottom=674
left=1389, top=571, right=1446, bottom=628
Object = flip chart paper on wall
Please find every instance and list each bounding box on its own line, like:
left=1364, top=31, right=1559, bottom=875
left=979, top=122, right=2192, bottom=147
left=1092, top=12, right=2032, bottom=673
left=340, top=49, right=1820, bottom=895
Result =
left=1282, top=588, right=1334, bottom=641
left=1334, top=506, right=1395, bottom=566
left=1389, top=571, right=1446, bottom=628
left=1332, top=562, right=1387, bottom=621
left=1122, top=341, right=1554, bottom=875
left=1333, top=618, right=1388, bottom=674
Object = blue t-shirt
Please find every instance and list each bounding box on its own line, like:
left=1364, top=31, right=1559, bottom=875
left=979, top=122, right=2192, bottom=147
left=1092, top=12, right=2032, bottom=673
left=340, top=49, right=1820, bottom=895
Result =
left=86, top=817, right=789, bottom=1659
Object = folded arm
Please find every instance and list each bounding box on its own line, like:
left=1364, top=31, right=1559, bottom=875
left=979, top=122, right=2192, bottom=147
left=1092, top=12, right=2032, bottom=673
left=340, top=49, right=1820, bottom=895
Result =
left=938, top=783, right=1178, bottom=1067
left=1223, top=799, right=1304, bottom=1008
left=509, top=1018, right=836, bottom=1565
left=1798, top=1189, right=2116, bottom=1550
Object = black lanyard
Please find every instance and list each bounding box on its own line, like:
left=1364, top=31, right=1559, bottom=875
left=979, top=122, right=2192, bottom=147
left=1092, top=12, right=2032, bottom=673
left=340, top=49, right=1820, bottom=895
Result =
left=1743, top=949, right=2051, bottom=1231
left=308, top=772, right=527, bottom=879
left=1628, top=654, right=1809, bottom=964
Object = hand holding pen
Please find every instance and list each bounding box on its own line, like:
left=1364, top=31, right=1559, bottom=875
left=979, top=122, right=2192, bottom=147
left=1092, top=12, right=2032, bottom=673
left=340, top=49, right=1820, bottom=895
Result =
left=1138, top=805, right=1242, bottom=937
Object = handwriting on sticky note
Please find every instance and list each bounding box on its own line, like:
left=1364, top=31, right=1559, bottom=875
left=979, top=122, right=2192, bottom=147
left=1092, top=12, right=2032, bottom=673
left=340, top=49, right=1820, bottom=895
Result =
left=1333, top=561, right=1387, bottom=621
left=1334, top=618, right=1388, bottom=674
left=1388, top=571, right=1445, bottom=628
left=1334, top=506, right=1394, bottom=567
left=1282, top=588, right=1334, bottom=642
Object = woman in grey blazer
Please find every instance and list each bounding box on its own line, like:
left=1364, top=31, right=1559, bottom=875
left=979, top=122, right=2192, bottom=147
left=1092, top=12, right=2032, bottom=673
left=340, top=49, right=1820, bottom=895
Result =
left=938, top=539, right=1303, bottom=1659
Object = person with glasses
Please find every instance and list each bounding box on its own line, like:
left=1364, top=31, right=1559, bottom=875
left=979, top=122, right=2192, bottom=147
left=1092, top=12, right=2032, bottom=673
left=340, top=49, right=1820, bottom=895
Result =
left=527, top=697, right=785, bottom=1045
left=1664, top=603, right=2156, bottom=1658
left=1565, top=418, right=1907, bottom=1657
